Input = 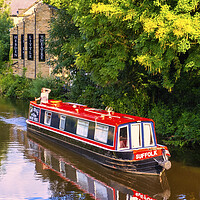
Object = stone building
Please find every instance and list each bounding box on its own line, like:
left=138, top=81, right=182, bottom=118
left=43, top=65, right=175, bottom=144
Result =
left=9, top=0, right=57, bottom=79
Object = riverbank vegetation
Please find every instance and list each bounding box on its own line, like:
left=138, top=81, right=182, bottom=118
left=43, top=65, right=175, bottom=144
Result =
left=0, top=0, right=200, bottom=147
left=0, top=0, right=12, bottom=68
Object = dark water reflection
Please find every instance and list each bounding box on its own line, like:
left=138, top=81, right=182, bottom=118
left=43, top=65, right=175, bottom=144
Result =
left=0, top=99, right=199, bottom=199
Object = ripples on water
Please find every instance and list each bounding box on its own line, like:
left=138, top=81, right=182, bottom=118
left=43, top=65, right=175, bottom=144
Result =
left=0, top=116, right=27, bottom=131
left=0, top=101, right=200, bottom=200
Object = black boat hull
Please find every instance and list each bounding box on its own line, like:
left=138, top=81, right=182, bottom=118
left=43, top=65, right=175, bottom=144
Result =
left=27, top=122, right=165, bottom=175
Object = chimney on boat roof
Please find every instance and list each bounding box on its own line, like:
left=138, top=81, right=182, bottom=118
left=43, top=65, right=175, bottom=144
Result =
left=105, top=106, right=114, bottom=116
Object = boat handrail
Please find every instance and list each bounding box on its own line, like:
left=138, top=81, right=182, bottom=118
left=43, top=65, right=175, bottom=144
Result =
left=64, top=102, right=87, bottom=108
left=84, top=108, right=104, bottom=112
left=85, top=108, right=121, bottom=119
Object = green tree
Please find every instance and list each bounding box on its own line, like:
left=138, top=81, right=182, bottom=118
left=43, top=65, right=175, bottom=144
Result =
left=47, top=7, right=82, bottom=75
left=45, top=0, right=200, bottom=91
left=0, top=0, right=13, bottom=68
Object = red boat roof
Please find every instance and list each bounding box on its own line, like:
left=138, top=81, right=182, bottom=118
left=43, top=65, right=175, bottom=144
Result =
left=30, top=100, right=154, bottom=127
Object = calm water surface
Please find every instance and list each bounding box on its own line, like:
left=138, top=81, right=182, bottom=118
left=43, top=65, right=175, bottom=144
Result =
left=0, top=99, right=199, bottom=200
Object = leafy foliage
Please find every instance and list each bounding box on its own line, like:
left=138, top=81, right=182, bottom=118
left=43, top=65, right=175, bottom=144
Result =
left=174, top=109, right=200, bottom=146
left=28, top=75, right=66, bottom=100
left=0, top=69, right=66, bottom=101
left=65, top=70, right=103, bottom=108
left=0, top=68, right=31, bottom=99
left=0, top=0, right=13, bottom=66
left=47, top=8, right=82, bottom=75
left=45, top=0, right=200, bottom=91
left=148, top=103, right=200, bottom=147
left=148, top=103, right=176, bottom=141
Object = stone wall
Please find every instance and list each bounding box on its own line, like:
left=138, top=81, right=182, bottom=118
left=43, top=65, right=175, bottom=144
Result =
left=10, top=3, right=57, bottom=79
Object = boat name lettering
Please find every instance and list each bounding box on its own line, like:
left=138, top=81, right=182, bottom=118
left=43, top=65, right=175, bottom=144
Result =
left=135, top=150, right=157, bottom=160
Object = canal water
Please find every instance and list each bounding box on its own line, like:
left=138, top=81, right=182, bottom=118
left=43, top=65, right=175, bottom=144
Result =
left=0, top=98, right=199, bottom=200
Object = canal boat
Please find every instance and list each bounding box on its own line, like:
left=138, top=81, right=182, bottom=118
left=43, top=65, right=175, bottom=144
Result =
left=26, top=100, right=171, bottom=176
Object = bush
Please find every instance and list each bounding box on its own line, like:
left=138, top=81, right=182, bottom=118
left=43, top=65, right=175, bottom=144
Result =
left=66, top=70, right=150, bottom=115
left=66, top=70, right=104, bottom=108
left=148, top=103, right=176, bottom=142
left=148, top=103, right=200, bottom=147
left=0, top=70, right=15, bottom=95
left=28, top=75, right=66, bottom=100
left=0, top=68, right=31, bottom=99
left=0, top=68, right=67, bottom=100
left=5, top=76, right=31, bottom=99
left=172, top=108, right=200, bottom=147
left=101, top=88, right=149, bottom=117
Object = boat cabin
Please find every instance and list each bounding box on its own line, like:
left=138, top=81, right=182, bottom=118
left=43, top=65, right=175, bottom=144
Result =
left=29, top=100, right=157, bottom=151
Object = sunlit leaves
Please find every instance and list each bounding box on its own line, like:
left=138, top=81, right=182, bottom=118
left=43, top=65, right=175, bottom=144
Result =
left=46, top=0, right=200, bottom=90
left=175, top=0, right=199, bottom=12
left=178, top=38, right=190, bottom=53
left=91, top=2, right=123, bottom=17
left=130, top=0, right=200, bottom=89
left=0, top=0, right=12, bottom=65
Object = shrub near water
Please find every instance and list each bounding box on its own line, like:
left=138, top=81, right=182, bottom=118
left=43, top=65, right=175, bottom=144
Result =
left=0, top=70, right=66, bottom=100
left=148, top=103, right=200, bottom=147
left=174, top=108, right=200, bottom=147
left=28, top=76, right=66, bottom=100
left=0, top=69, right=31, bottom=99
left=148, top=103, right=176, bottom=142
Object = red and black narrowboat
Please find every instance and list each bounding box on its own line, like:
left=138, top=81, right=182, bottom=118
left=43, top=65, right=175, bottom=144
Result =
left=26, top=100, right=171, bottom=176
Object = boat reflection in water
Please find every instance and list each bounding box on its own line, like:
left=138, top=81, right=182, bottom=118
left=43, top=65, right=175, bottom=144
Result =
left=26, top=131, right=170, bottom=200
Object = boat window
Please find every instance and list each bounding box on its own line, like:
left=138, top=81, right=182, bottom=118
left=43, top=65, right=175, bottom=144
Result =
left=44, top=111, right=52, bottom=125
left=107, top=127, right=114, bottom=146
left=51, top=113, right=60, bottom=128
left=131, top=123, right=142, bottom=148
left=88, top=122, right=95, bottom=140
left=40, top=109, right=45, bottom=124
left=143, top=123, right=155, bottom=146
left=65, top=116, right=77, bottom=134
left=59, top=115, right=66, bottom=130
left=94, top=123, right=109, bottom=143
left=76, top=119, right=89, bottom=137
left=118, top=126, right=129, bottom=149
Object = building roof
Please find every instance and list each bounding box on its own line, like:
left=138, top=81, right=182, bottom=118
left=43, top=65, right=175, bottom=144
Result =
left=7, top=0, right=39, bottom=15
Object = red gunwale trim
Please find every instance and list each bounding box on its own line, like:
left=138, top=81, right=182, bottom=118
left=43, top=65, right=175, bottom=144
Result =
left=30, top=101, right=154, bottom=127
left=27, top=119, right=116, bottom=151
